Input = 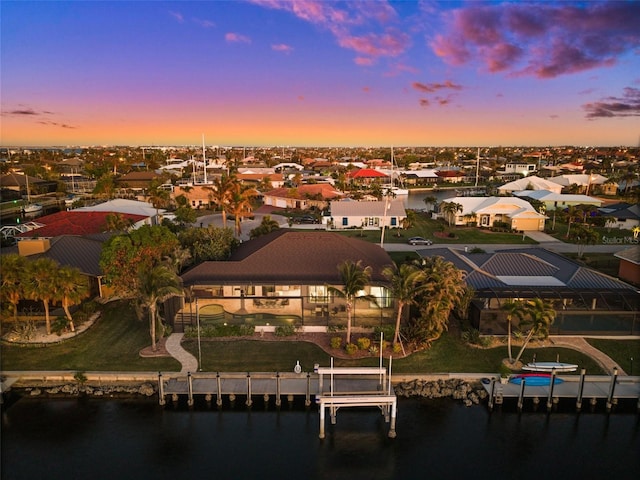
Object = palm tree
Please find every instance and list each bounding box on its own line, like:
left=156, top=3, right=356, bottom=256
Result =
left=138, top=264, right=182, bottom=352
left=413, top=256, right=466, bottom=343
left=564, top=205, right=580, bottom=238
left=0, top=254, right=28, bottom=321
left=55, top=266, right=90, bottom=332
left=423, top=195, right=437, bottom=212
left=25, top=257, right=60, bottom=335
left=500, top=299, right=527, bottom=364
left=328, top=260, right=376, bottom=345
left=250, top=215, right=280, bottom=239
left=382, top=263, right=427, bottom=345
left=228, top=183, right=259, bottom=237
left=206, top=174, right=234, bottom=227
left=512, top=298, right=556, bottom=365
left=570, top=224, right=599, bottom=259
left=440, top=201, right=463, bottom=227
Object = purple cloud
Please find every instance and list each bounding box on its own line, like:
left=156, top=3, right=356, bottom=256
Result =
left=432, top=2, right=640, bottom=78
left=272, top=43, right=293, bottom=53
left=412, top=80, right=462, bottom=93
left=583, top=87, right=640, bottom=119
left=225, top=32, right=251, bottom=44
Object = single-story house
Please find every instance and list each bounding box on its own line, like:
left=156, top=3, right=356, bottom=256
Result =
left=76, top=198, right=164, bottom=225
left=15, top=211, right=147, bottom=238
left=598, top=203, right=640, bottom=231
left=417, top=247, right=639, bottom=335
left=401, top=169, right=439, bottom=186
left=115, top=171, right=164, bottom=191
left=497, top=176, right=563, bottom=195
left=329, top=199, right=407, bottom=230
left=262, top=184, right=344, bottom=210
left=547, top=173, right=609, bottom=194
left=513, top=190, right=603, bottom=211
left=614, top=246, right=640, bottom=286
left=347, top=168, right=388, bottom=186
left=175, top=230, right=396, bottom=331
left=438, top=197, right=547, bottom=231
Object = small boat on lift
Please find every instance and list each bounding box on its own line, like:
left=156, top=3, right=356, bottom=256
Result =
left=522, top=362, right=578, bottom=373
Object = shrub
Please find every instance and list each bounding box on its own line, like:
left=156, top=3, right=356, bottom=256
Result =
left=74, top=371, right=87, bottom=384
left=327, top=324, right=345, bottom=333
left=368, top=345, right=379, bottom=355
left=52, top=317, right=68, bottom=336
left=373, top=325, right=395, bottom=342
left=345, top=343, right=358, bottom=355
left=184, top=324, right=255, bottom=338
left=330, top=337, right=342, bottom=349
left=356, top=337, right=371, bottom=350
left=392, top=343, right=403, bottom=354
left=274, top=324, right=296, bottom=337
left=11, top=321, right=36, bottom=341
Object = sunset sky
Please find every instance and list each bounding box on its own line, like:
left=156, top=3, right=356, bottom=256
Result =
left=2, top=1, right=639, bottom=147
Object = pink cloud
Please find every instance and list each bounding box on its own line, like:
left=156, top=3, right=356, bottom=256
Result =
left=355, top=57, right=375, bottom=66
left=249, top=0, right=408, bottom=59
left=412, top=80, right=462, bottom=93
left=225, top=32, right=251, bottom=44
left=583, top=87, right=640, bottom=119
left=169, top=11, right=184, bottom=23
left=362, top=86, right=371, bottom=93
left=432, top=2, right=640, bottom=78
left=272, top=43, right=293, bottom=53
left=193, top=18, right=216, bottom=28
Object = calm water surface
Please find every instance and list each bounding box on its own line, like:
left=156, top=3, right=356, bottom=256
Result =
left=2, top=395, right=639, bottom=480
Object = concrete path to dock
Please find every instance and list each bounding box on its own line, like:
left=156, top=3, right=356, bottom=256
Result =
left=165, top=333, right=198, bottom=373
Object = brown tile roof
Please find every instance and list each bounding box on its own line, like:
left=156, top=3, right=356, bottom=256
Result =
left=181, top=230, right=394, bottom=286
left=17, top=211, right=147, bottom=237
left=263, top=184, right=344, bottom=200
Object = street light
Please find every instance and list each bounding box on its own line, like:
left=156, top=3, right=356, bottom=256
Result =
left=196, top=298, right=202, bottom=371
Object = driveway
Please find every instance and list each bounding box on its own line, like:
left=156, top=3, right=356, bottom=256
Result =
left=194, top=213, right=289, bottom=241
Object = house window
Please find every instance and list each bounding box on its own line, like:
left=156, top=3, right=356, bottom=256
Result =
left=309, top=285, right=330, bottom=304
left=342, top=217, right=348, bottom=226
left=370, top=286, right=391, bottom=308
left=263, top=285, right=276, bottom=297
left=390, top=217, right=397, bottom=226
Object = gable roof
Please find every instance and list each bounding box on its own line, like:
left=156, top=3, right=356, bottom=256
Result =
left=443, top=196, right=546, bottom=218
left=76, top=198, right=162, bottom=217
left=16, top=211, right=147, bottom=237
left=264, top=184, right=344, bottom=200
left=347, top=168, right=388, bottom=179
left=498, top=176, right=563, bottom=194
left=181, top=230, right=394, bottom=286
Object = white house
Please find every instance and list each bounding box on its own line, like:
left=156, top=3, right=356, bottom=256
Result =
left=512, top=190, right=603, bottom=211
left=439, top=196, right=547, bottom=231
left=547, top=173, right=609, bottom=194
left=329, top=199, right=406, bottom=230
left=76, top=198, right=163, bottom=227
left=497, top=176, right=563, bottom=195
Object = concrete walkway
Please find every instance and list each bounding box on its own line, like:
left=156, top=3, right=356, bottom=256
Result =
left=549, top=336, right=627, bottom=375
left=164, top=333, right=199, bottom=373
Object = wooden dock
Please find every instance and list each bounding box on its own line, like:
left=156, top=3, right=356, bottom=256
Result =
left=482, top=369, right=640, bottom=412
left=159, top=362, right=398, bottom=438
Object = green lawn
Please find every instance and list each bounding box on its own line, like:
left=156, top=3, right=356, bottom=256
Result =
left=182, top=332, right=606, bottom=375
left=0, top=301, right=180, bottom=372
left=586, top=339, right=640, bottom=375
left=0, top=301, right=613, bottom=376
left=336, top=213, right=537, bottom=245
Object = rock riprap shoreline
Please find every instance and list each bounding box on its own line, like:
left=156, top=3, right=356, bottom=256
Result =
left=21, top=383, right=157, bottom=397
left=394, top=378, right=488, bottom=406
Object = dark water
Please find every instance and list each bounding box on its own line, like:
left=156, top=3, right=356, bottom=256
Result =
left=2, top=395, right=639, bottom=480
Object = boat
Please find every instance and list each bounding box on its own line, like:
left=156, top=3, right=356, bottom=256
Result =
left=522, top=362, right=578, bottom=372
left=23, top=203, right=43, bottom=214
left=384, top=147, right=408, bottom=195
left=509, top=373, right=564, bottom=386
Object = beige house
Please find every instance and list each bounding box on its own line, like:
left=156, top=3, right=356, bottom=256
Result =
left=329, top=199, right=407, bottom=230
left=262, top=184, right=344, bottom=210
left=439, top=196, right=547, bottom=231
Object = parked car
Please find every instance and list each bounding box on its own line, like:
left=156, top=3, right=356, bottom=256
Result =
left=294, top=215, right=317, bottom=224
left=408, top=236, right=432, bottom=245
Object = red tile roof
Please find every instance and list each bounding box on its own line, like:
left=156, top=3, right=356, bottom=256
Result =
left=17, top=211, right=147, bottom=237
left=347, top=168, right=388, bottom=179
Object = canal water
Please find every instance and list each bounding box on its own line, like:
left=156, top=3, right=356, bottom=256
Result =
left=2, top=395, right=638, bottom=480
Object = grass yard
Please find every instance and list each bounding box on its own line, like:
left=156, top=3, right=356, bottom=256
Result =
left=586, top=339, right=640, bottom=375
left=336, top=212, right=537, bottom=245
left=0, top=301, right=180, bottom=372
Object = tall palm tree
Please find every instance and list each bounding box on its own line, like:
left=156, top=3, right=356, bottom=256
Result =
left=228, top=182, right=259, bottom=237
left=500, top=299, right=527, bottom=364
left=25, top=257, right=60, bottom=335
left=423, top=195, right=437, bottom=212
left=564, top=205, right=581, bottom=238
left=513, top=298, right=556, bottom=365
left=55, top=266, right=90, bottom=332
left=138, top=264, right=183, bottom=352
left=440, top=201, right=463, bottom=227
left=328, top=260, right=376, bottom=345
left=206, top=174, right=234, bottom=227
left=0, top=254, right=28, bottom=321
left=382, top=263, right=427, bottom=345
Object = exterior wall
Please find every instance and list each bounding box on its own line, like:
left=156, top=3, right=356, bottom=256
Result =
left=331, top=214, right=402, bottom=229
left=618, top=259, right=640, bottom=285
left=510, top=217, right=545, bottom=231
left=173, top=185, right=213, bottom=209
left=17, top=238, right=51, bottom=256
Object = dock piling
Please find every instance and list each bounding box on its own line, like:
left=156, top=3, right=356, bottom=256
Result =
left=158, top=372, right=165, bottom=406
left=246, top=372, right=253, bottom=407
left=576, top=368, right=586, bottom=411
left=187, top=372, right=194, bottom=407
left=606, top=367, right=618, bottom=412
